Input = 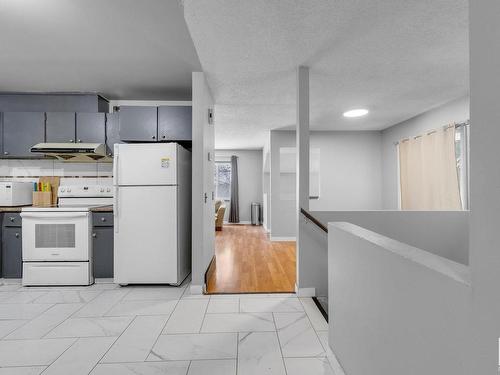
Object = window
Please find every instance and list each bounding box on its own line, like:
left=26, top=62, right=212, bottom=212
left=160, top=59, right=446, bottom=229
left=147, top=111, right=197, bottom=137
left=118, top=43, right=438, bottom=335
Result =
left=455, top=124, right=469, bottom=209
left=214, top=161, right=232, bottom=200
left=398, top=124, right=469, bottom=210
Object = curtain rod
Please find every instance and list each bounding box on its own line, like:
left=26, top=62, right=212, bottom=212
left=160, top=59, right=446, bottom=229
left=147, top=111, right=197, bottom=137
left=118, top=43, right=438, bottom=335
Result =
left=393, top=119, right=469, bottom=146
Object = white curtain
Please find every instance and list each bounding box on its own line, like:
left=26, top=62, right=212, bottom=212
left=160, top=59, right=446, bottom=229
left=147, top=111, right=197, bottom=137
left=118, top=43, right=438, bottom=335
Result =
left=399, top=126, right=462, bottom=210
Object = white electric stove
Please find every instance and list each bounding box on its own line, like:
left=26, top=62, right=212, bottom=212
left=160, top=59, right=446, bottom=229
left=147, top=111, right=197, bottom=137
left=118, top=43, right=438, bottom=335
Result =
left=21, top=185, right=113, bottom=286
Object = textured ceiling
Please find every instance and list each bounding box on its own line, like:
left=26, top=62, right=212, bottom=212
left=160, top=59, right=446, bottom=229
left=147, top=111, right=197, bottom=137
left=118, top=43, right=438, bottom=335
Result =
left=0, top=0, right=201, bottom=99
left=183, top=0, right=469, bottom=149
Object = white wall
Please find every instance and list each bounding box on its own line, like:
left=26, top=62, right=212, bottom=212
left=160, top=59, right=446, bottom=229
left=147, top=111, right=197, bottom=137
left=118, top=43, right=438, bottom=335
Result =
left=215, top=149, right=263, bottom=223
left=381, top=96, right=470, bottom=209
left=312, top=210, right=469, bottom=264
left=310, top=131, right=382, bottom=211
left=262, top=135, right=271, bottom=231
left=270, top=130, right=383, bottom=239
left=270, top=130, right=297, bottom=239
left=191, top=72, right=215, bottom=292
left=328, top=222, right=471, bottom=375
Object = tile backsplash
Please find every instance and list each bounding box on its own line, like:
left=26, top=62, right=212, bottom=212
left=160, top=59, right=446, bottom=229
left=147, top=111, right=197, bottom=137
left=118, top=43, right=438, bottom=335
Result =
left=0, top=160, right=113, bottom=186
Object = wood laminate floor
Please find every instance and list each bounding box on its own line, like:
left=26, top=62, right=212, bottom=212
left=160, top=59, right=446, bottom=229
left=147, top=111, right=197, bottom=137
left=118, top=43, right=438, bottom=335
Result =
left=207, top=224, right=296, bottom=294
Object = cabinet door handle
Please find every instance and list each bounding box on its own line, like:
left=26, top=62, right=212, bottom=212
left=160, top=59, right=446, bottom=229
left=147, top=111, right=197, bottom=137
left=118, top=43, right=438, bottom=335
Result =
left=151, top=136, right=156, bottom=140
left=69, top=139, right=74, bottom=143
left=101, top=217, right=106, bottom=222
left=9, top=217, right=15, bottom=222
left=15, top=233, right=19, bottom=238
left=92, top=233, right=97, bottom=238
left=77, top=139, right=82, bottom=143
left=3, top=151, right=8, bottom=155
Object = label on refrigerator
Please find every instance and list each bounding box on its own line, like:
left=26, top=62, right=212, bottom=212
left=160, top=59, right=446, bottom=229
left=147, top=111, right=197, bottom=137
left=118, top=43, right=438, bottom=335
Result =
left=161, top=157, right=171, bottom=168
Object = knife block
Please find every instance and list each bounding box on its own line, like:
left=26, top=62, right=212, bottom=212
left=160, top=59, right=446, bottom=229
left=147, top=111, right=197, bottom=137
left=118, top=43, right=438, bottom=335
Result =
left=32, top=192, right=52, bottom=207
left=39, top=176, right=60, bottom=205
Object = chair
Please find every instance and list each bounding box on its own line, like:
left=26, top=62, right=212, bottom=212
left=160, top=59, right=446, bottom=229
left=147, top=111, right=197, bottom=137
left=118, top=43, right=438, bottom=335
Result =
left=215, top=199, right=226, bottom=231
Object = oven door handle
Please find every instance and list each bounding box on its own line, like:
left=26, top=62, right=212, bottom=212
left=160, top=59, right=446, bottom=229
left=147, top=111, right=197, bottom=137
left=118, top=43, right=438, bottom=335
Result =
left=20, top=212, right=89, bottom=219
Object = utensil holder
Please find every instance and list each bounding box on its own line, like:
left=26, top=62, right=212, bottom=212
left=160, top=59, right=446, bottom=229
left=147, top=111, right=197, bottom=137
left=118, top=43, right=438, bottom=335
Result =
left=32, top=192, right=52, bottom=207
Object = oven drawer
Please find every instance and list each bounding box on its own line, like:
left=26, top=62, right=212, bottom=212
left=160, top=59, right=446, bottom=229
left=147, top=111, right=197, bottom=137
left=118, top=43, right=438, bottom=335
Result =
left=21, top=211, right=91, bottom=261
left=22, top=262, right=92, bottom=286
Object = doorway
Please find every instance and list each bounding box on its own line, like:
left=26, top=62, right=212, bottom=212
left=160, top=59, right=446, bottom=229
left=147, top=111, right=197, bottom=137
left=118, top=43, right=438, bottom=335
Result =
left=206, top=149, right=297, bottom=294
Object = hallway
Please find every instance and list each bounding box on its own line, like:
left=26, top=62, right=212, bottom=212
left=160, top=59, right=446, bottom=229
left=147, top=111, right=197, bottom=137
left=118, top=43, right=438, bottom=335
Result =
left=207, top=225, right=296, bottom=294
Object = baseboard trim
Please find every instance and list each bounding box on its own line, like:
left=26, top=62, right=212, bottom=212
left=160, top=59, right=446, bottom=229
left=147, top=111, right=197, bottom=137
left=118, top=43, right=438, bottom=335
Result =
left=295, top=284, right=316, bottom=297
left=205, top=256, right=216, bottom=286
left=223, top=221, right=252, bottom=225
left=190, top=284, right=205, bottom=295
left=270, top=236, right=296, bottom=242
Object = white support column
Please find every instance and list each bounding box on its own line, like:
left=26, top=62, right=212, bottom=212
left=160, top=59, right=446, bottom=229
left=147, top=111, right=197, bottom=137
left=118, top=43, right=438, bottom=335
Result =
left=470, top=1, right=500, bottom=372
left=296, top=66, right=310, bottom=212
left=295, top=66, right=311, bottom=295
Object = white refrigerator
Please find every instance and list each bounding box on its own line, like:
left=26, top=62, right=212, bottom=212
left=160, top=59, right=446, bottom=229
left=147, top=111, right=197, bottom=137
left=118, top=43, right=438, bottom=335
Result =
left=113, top=143, right=191, bottom=285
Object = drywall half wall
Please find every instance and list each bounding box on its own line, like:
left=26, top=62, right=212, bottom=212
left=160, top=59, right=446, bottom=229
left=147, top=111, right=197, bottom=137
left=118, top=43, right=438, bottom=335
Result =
left=299, top=209, right=469, bottom=302
left=269, top=130, right=383, bottom=239
left=328, top=222, right=470, bottom=374
left=215, top=149, right=263, bottom=223
left=381, top=95, right=470, bottom=209
left=191, top=72, right=215, bottom=293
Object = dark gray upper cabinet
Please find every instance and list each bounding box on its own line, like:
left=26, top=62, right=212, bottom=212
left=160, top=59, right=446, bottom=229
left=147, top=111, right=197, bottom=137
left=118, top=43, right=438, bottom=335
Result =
left=76, top=113, right=105, bottom=144
left=105, top=113, right=120, bottom=156
left=46, top=112, right=76, bottom=143
left=158, top=106, right=192, bottom=141
left=119, top=106, right=158, bottom=142
left=3, top=112, right=45, bottom=157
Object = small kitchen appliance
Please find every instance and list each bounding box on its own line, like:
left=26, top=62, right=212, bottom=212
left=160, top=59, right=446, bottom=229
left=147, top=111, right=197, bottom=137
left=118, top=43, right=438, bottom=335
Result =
left=0, top=182, right=33, bottom=206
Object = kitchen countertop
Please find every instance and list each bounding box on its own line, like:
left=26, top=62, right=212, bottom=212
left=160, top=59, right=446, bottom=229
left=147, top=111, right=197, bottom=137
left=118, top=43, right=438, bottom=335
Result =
left=0, top=205, right=113, bottom=212
left=90, top=205, right=113, bottom=212
left=0, top=206, right=29, bottom=212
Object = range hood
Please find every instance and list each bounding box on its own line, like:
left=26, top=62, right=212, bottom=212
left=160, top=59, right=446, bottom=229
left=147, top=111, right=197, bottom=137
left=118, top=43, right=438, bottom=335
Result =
left=30, top=143, right=110, bottom=162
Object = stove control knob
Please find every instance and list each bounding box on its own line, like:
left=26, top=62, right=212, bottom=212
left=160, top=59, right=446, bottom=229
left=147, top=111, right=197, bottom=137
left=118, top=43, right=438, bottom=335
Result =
left=67, top=188, right=71, bottom=193
left=100, top=188, right=104, bottom=192
left=106, top=188, right=111, bottom=192
left=60, top=188, right=65, bottom=193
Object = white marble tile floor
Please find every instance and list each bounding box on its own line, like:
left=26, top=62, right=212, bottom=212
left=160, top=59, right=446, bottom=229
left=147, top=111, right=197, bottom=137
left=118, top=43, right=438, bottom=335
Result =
left=0, top=279, right=342, bottom=374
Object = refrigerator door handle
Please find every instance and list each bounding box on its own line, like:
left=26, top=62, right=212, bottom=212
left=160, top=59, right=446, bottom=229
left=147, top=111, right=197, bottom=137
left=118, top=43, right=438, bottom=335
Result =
left=113, top=145, right=119, bottom=186
left=114, top=186, right=119, bottom=233
left=113, top=146, right=119, bottom=234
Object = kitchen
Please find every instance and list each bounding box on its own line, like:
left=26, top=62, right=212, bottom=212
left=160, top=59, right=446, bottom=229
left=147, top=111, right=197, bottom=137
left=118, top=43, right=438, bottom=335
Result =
left=0, top=2, right=342, bottom=374
left=0, top=93, right=193, bottom=287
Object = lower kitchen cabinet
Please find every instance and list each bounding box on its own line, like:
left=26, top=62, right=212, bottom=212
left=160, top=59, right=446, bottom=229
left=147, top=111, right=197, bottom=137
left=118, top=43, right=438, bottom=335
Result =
left=2, top=226, right=22, bottom=278
left=92, top=213, right=113, bottom=278
left=0, top=211, right=114, bottom=279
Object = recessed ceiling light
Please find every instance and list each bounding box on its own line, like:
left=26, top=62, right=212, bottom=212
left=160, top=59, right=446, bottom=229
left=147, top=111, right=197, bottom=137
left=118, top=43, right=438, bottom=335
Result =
left=343, top=108, right=369, bottom=118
